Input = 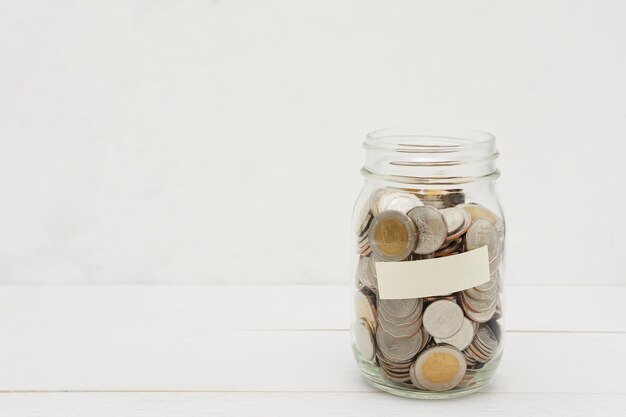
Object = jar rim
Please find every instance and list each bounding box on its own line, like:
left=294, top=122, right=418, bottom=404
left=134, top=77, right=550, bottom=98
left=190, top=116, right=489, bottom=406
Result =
left=364, top=127, right=496, bottom=153
left=362, top=127, right=499, bottom=185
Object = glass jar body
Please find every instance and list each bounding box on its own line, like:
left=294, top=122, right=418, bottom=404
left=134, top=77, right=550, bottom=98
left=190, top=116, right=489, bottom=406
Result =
left=351, top=129, right=505, bottom=399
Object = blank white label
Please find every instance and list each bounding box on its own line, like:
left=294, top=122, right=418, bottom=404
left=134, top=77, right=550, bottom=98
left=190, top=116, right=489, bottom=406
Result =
left=376, top=246, right=490, bottom=300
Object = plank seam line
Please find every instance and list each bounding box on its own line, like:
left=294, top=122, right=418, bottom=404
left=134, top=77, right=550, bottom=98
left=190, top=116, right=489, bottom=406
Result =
left=0, top=390, right=625, bottom=395
left=216, top=329, right=626, bottom=334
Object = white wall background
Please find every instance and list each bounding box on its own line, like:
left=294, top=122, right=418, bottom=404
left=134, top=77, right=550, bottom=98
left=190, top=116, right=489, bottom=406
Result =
left=0, top=0, right=624, bottom=285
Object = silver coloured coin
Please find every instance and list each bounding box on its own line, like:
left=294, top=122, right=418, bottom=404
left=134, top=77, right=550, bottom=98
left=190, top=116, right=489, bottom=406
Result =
left=463, top=299, right=496, bottom=323
left=440, top=207, right=466, bottom=236
left=434, top=318, right=475, bottom=351
left=409, top=361, right=427, bottom=389
left=353, top=291, right=377, bottom=330
left=378, top=302, right=423, bottom=326
left=378, top=315, right=422, bottom=338
left=356, top=257, right=373, bottom=289
left=463, top=292, right=497, bottom=311
left=445, top=210, right=472, bottom=242
left=355, top=202, right=373, bottom=237
left=489, top=253, right=501, bottom=274
left=475, top=270, right=499, bottom=291
left=464, top=285, right=498, bottom=301
left=367, top=255, right=380, bottom=290
left=413, top=345, right=467, bottom=391
left=370, top=188, right=391, bottom=216
left=435, top=238, right=464, bottom=257
left=423, top=300, right=464, bottom=338
left=466, top=218, right=500, bottom=262
left=419, top=325, right=431, bottom=351
left=407, top=206, right=448, bottom=255
left=458, top=203, right=504, bottom=233
left=376, top=329, right=423, bottom=362
left=376, top=352, right=414, bottom=368
left=377, top=191, right=423, bottom=214
left=475, top=323, right=498, bottom=353
left=379, top=298, right=421, bottom=319
left=352, top=319, right=375, bottom=361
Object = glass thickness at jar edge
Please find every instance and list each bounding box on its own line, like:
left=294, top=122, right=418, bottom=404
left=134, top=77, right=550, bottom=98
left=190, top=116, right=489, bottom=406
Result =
left=351, top=128, right=505, bottom=399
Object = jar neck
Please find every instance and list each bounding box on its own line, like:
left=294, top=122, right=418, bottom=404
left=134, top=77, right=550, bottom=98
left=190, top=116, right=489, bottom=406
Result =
left=362, top=128, right=499, bottom=187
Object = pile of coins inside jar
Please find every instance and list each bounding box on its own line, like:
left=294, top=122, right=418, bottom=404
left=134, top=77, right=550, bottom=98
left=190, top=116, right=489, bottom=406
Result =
left=352, top=188, right=504, bottom=392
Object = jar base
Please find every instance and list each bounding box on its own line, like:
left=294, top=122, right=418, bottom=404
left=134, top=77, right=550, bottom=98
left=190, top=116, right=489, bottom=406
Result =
left=355, top=349, right=502, bottom=400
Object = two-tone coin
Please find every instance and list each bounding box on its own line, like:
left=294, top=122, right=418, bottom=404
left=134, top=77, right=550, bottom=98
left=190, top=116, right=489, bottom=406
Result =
left=412, top=345, right=467, bottom=391
left=368, top=210, right=418, bottom=261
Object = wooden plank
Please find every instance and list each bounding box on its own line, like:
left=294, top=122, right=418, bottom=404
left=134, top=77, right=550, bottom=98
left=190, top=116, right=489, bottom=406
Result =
left=0, top=285, right=352, bottom=331
left=506, top=286, right=626, bottom=332
left=0, top=327, right=623, bottom=393
left=0, top=392, right=624, bottom=417
left=0, top=285, right=624, bottom=332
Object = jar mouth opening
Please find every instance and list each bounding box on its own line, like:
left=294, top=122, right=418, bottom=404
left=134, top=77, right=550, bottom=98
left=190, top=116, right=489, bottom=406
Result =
left=364, top=127, right=496, bottom=153
left=362, top=127, right=499, bottom=185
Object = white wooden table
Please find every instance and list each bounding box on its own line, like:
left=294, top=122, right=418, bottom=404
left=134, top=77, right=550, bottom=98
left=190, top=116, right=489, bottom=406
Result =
left=0, top=285, right=624, bottom=416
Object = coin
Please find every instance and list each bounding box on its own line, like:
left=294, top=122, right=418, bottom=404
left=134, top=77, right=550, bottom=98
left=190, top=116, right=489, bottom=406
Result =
left=379, top=301, right=423, bottom=326
left=415, top=189, right=466, bottom=210
left=407, top=206, right=447, bottom=255
left=440, top=207, right=465, bottom=235
left=356, top=256, right=373, bottom=289
left=409, top=361, right=427, bottom=389
left=434, top=318, right=475, bottom=351
left=354, top=290, right=377, bottom=329
left=466, top=218, right=500, bottom=262
left=367, top=255, right=380, bottom=290
left=379, top=298, right=421, bottom=319
left=352, top=319, right=375, bottom=361
left=378, top=313, right=422, bottom=338
left=462, top=298, right=496, bottom=323
left=434, top=238, right=464, bottom=257
left=458, top=203, right=504, bottom=233
left=423, top=300, right=464, bottom=338
left=376, top=329, right=423, bottom=362
left=413, top=345, right=467, bottom=391
left=462, top=292, right=497, bottom=311
left=475, top=323, right=498, bottom=354
left=419, top=325, right=431, bottom=351
left=370, top=188, right=391, bottom=216
left=368, top=211, right=417, bottom=261
left=377, top=191, right=423, bottom=214
left=445, top=209, right=472, bottom=242
left=355, top=202, right=373, bottom=237
left=465, top=323, right=498, bottom=364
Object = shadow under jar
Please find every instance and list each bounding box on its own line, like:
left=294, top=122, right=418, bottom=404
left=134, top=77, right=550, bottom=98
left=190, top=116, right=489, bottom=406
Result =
left=351, top=128, right=505, bottom=399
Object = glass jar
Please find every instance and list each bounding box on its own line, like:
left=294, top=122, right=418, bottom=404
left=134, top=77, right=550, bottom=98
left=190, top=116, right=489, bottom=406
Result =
left=351, top=128, right=505, bottom=399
